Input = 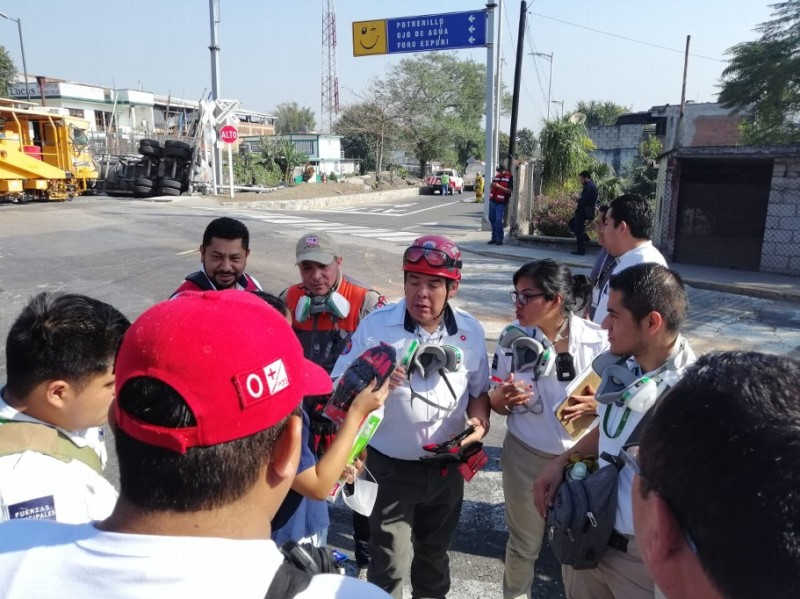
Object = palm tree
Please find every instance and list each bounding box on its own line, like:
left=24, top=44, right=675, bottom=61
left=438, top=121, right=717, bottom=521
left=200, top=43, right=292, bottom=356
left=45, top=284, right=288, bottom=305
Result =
left=539, top=119, right=590, bottom=196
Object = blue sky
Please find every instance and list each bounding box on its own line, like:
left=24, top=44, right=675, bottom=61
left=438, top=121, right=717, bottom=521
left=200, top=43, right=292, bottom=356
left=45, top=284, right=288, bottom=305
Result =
left=1, top=0, right=774, bottom=133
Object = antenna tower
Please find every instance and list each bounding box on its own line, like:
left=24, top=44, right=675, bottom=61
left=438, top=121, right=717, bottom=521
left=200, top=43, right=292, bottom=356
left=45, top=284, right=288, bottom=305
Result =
left=321, top=0, right=339, bottom=133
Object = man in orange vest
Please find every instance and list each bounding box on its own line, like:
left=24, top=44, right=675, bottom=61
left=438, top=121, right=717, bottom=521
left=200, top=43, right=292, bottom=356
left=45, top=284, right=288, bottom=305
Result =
left=281, top=231, right=386, bottom=573
left=488, top=164, right=513, bottom=245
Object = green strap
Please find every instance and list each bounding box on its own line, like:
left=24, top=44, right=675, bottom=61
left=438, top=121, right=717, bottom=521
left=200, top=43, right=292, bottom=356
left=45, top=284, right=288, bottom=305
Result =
left=602, top=404, right=631, bottom=439
left=0, top=419, right=103, bottom=475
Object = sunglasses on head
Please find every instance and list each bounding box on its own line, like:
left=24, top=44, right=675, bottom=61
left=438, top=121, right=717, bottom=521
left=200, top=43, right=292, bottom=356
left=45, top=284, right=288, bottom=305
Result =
left=403, top=246, right=462, bottom=269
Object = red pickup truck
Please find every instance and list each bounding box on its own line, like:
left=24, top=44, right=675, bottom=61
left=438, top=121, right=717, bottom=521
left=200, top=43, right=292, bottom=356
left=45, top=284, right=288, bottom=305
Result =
left=425, top=169, right=464, bottom=195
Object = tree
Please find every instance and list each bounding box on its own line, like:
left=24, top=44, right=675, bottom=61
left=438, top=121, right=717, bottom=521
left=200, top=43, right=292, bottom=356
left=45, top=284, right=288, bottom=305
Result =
left=335, top=85, right=402, bottom=181
left=272, top=102, right=316, bottom=134
left=515, top=128, right=538, bottom=160
left=539, top=119, right=592, bottom=196
left=0, top=46, right=17, bottom=97
left=718, top=1, right=800, bottom=144
left=260, top=137, right=308, bottom=182
left=380, top=54, right=509, bottom=175
left=574, top=100, right=631, bottom=127
left=624, top=135, right=662, bottom=202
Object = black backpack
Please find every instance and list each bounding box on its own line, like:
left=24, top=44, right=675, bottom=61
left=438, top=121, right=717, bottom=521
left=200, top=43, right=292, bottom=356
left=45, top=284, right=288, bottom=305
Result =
left=264, top=542, right=338, bottom=598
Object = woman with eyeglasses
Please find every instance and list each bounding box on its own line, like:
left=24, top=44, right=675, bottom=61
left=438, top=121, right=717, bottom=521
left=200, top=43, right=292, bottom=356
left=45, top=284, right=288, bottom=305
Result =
left=490, top=258, right=607, bottom=599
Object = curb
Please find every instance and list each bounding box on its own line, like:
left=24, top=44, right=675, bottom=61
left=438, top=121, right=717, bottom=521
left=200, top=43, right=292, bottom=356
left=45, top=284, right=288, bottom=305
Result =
left=462, top=246, right=800, bottom=305
left=217, top=186, right=423, bottom=211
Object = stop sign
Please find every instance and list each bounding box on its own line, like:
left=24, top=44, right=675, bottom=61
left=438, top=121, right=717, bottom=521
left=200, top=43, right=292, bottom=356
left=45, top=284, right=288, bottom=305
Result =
left=219, top=124, right=239, bottom=144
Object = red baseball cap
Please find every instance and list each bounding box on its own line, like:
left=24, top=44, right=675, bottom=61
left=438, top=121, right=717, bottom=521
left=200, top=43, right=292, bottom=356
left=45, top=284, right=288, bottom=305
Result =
left=114, top=290, right=332, bottom=453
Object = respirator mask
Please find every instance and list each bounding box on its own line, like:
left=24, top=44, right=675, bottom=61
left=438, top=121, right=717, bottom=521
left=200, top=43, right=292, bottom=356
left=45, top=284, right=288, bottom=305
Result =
left=496, top=324, right=555, bottom=379
left=295, top=291, right=351, bottom=323
left=400, top=339, right=463, bottom=418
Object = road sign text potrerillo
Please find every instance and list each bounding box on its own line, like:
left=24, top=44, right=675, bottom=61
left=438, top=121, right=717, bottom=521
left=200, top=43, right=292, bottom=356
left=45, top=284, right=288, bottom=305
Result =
left=353, top=10, right=487, bottom=57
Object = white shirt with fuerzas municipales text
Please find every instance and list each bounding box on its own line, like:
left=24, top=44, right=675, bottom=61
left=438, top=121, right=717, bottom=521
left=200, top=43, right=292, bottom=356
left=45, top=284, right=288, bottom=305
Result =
left=0, top=520, right=391, bottom=599
left=592, top=241, right=667, bottom=325
left=0, top=391, right=117, bottom=524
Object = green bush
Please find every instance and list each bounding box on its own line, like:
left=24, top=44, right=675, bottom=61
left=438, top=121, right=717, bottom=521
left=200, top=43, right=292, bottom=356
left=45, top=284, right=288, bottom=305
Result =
left=231, top=153, right=281, bottom=188
left=531, top=194, right=575, bottom=237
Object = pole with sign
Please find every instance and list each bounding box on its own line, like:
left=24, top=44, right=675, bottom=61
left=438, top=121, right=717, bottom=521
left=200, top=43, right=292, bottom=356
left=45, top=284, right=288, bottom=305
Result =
left=219, top=124, right=238, bottom=199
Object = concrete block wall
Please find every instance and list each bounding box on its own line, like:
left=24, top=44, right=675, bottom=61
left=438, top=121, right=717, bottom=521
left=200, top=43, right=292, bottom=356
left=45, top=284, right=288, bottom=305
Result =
left=587, top=124, right=645, bottom=173
left=761, top=158, right=800, bottom=275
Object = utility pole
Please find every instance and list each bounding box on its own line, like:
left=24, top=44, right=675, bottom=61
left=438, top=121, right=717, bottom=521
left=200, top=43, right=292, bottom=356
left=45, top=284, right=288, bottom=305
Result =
left=530, top=52, right=552, bottom=121
left=208, top=0, right=222, bottom=192
left=675, top=35, right=691, bottom=150
left=483, top=3, right=497, bottom=226
left=507, top=1, right=527, bottom=169
left=0, top=12, right=30, bottom=102
left=492, top=0, right=503, bottom=170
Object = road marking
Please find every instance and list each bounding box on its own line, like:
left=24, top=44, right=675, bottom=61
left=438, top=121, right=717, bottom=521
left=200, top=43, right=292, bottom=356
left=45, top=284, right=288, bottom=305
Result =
left=176, top=249, right=198, bottom=256
left=200, top=207, right=420, bottom=243
left=319, top=201, right=461, bottom=217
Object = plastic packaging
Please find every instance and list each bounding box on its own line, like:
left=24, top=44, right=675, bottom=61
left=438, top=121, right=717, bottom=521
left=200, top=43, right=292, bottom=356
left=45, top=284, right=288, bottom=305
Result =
left=323, top=342, right=396, bottom=426
left=327, top=408, right=383, bottom=502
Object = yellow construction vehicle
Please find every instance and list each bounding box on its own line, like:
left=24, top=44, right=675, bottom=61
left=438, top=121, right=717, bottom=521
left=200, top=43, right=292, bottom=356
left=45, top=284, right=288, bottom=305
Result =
left=0, top=98, right=99, bottom=202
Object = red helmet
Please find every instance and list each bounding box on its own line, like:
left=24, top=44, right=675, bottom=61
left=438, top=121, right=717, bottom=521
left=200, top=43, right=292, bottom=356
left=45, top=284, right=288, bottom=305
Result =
left=402, top=235, right=462, bottom=281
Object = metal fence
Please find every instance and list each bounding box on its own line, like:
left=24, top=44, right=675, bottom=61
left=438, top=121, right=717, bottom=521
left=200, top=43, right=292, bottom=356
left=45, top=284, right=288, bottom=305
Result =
left=87, top=131, right=199, bottom=157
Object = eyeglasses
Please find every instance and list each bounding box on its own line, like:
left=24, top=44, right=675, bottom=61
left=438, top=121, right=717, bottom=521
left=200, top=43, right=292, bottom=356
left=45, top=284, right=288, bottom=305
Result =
left=621, top=443, right=698, bottom=555
left=510, top=291, right=546, bottom=305
left=404, top=246, right=462, bottom=269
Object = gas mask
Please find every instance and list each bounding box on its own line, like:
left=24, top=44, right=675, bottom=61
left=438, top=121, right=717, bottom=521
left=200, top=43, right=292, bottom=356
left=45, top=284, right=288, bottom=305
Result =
left=400, top=340, right=463, bottom=379
left=592, top=339, right=691, bottom=414
left=400, top=339, right=463, bottom=418
left=594, top=362, right=661, bottom=413
left=496, top=324, right=555, bottom=379
left=295, top=291, right=351, bottom=323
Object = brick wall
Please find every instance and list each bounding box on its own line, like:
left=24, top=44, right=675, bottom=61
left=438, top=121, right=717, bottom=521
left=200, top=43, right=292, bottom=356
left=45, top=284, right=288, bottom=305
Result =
left=688, top=115, right=743, bottom=147
left=760, top=158, right=800, bottom=275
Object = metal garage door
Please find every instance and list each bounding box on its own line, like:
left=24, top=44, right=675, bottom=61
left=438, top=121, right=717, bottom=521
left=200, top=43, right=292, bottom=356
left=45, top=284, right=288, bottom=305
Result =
left=673, top=158, right=773, bottom=270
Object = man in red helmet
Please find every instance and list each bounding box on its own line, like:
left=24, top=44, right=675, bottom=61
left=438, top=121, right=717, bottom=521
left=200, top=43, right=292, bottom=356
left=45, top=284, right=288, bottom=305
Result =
left=331, top=235, right=491, bottom=599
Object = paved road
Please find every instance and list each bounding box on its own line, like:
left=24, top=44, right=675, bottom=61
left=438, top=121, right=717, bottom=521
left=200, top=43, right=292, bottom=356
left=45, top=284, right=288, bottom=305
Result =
left=1, top=194, right=799, bottom=599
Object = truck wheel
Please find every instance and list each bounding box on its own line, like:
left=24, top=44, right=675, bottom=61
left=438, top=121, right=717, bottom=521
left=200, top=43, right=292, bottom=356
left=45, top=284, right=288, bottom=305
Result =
left=139, top=139, right=160, bottom=148
left=157, top=186, right=181, bottom=196
left=458, top=187, right=463, bottom=194
left=159, top=178, right=181, bottom=190
left=164, top=146, right=192, bottom=160
left=133, top=185, right=153, bottom=197
left=164, top=140, right=192, bottom=152
left=134, top=177, right=154, bottom=188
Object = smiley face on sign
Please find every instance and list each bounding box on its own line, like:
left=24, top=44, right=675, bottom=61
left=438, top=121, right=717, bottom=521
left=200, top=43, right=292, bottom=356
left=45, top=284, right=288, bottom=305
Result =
left=352, top=20, right=387, bottom=56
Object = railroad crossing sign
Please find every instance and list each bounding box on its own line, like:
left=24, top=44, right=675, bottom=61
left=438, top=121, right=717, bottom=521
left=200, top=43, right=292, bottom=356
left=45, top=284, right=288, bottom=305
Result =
left=353, top=10, right=487, bottom=57
left=218, top=124, right=239, bottom=144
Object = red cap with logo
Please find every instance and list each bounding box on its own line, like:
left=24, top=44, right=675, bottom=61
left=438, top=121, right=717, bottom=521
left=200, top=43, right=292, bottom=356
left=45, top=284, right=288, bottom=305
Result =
left=114, top=290, right=332, bottom=453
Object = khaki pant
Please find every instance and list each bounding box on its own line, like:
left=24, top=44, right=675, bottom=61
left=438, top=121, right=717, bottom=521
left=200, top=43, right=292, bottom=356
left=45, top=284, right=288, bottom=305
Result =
left=562, top=537, right=655, bottom=599
left=501, top=433, right=557, bottom=599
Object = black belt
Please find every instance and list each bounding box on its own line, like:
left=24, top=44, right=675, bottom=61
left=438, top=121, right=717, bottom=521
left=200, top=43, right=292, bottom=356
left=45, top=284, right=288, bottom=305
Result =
left=608, top=531, right=629, bottom=553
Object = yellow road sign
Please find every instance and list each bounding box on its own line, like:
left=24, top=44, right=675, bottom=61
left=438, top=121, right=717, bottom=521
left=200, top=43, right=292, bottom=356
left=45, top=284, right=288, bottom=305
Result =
left=353, top=20, right=387, bottom=56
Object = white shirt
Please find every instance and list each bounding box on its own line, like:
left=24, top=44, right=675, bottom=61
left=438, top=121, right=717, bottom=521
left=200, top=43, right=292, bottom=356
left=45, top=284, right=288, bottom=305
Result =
left=331, top=299, right=490, bottom=461
left=592, top=241, right=667, bottom=325
left=596, top=337, right=696, bottom=536
left=0, top=393, right=117, bottom=524
left=491, top=314, right=607, bottom=454
left=0, top=520, right=390, bottom=599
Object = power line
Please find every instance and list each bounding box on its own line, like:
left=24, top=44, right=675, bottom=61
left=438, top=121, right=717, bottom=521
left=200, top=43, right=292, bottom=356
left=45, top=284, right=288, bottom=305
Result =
left=529, top=12, right=724, bottom=62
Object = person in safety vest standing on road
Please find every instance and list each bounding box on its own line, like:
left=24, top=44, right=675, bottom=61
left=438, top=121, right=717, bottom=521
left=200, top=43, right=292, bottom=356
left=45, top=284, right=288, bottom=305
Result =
left=332, top=234, right=491, bottom=599
left=489, top=164, right=513, bottom=246
left=281, top=231, right=386, bottom=572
